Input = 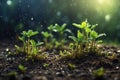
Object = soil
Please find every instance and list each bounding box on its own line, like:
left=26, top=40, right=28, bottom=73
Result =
left=0, top=39, right=120, bottom=80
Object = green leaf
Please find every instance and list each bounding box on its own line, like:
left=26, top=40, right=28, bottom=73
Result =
left=65, top=29, right=72, bottom=33
left=68, top=63, right=76, bottom=70
left=81, top=21, right=87, bottom=28
left=69, top=36, right=77, bottom=42
left=90, top=31, right=98, bottom=39
left=91, top=24, right=98, bottom=30
left=93, top=67, right=104, bottom=77
left=28, top=30, right=39, bottom=37
left=36, top=42, right=44, bottom=46
left=30, top=40, right=36, bottom=47
left=21, top=31, right=27, bottom=36
left=61, top=23, right=67, bottom=31
left=77, top=30, right=84, bottom=39
left=21, top=30, right=38, bottom=38
left=69, top=43, right=74, bottom=49
left=53, top=24, right=59, bottom=32
left=15, top=45, right=21, bottom=51
left=48, top=25, right=54, bottom=31
left=43, top=63, right=49, bottom=67
left=18, top=36, right=24, bottom=42
left=97, top=33, right=106, bottom=38
left=97, top=40, right=103, bottom=44
left=85, top=27, right=91, bottom=33
left=73, top=23, right=83, bottom=29
left=41, top=31, right=51, bottom=38
left=18, top=64, right=26, bottom=72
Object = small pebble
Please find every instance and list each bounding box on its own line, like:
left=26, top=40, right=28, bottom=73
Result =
left=115, top=66, right=119, bottom=70
left=117, top=50, right=120, bottom=53
left=114, top=77, right=119, bottom=80
left=56, top=72, right=64, bottom=77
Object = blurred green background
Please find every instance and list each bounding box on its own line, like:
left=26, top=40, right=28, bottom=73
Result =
left=0, top=0, right=120, bottom=42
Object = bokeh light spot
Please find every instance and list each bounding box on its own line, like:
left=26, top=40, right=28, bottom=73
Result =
left=7, top=0, right=12, bottom=5
left=31, top=17, right=34, bottom=21
left=56, top=11, right=61, bottom=16
left=105, top=14, right=111, bottom=22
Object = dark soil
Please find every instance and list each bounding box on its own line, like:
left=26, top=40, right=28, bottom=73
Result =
left=0, top=40, right=120, bottom=80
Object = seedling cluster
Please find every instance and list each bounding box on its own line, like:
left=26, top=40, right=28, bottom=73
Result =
left=15, top=30, right=46, bottom=61
left=66, top=20, right=106, bottom=59
left=42, top=23, right=71, bottom=49
left=15, top=20, right=106, bottom=60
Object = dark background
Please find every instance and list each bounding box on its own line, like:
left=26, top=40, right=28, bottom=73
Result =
left=0, top=0, right=120, bottom=41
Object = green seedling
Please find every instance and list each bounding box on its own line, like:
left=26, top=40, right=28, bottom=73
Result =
left=52, top=24, right=72, bottom=48
left=15, top=30, right=39, bottom=53
left=15, top=30, right=45, bottom=61
left=68, top=20, right=106, bottom=58
left=41, top=25, right=55, bottom=50
left=30, top=40, right=43, bottom=55
left=52, top=23, right=71, bottom=48
left=41, top=31, right=53, bottom=49
left=8, top=71, right=17, bottom=76
left=93, top=67, right=105, bottom=77
left=68, top=63, right=76, bottom=70
left=42, top=24, right=71, bottom=49
left=60, top=50, right=72, bottom=59
left=43, top=63, right=49, bottom=68
left=18, top=64, right=27, bottom=73
left=52, top=24, right=71, bottom=38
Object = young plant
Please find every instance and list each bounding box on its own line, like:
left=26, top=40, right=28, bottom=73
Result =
left=42, top=24, right=71, bottom=49
left=60, top=50, right=72, bottom=59
left=30, top=40, right=43, bottom=55
left=41, top=31, right=53, bottom=49
left=68, top=20, right=106, bottom=59
left=43, top=63, right=49, bottom=68
left=68, top=63, right=76, bottom=70
left=52, top=23, right=71, bottom=48
left=15, top=30, right=45, bottom=61
left=93, top=67, right=105, bottom=77
left=18, top=64, right=27, bottom=73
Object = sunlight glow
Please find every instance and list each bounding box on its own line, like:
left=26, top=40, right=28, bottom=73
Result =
left=105, top=14, right=111, bottom=22
left=98, top=0, right=104, bottom=4
left=7, top=0, right=12, bottom=5
left=95, top=0, right=116, bottom=20
left=97, top=0, right=113, bottom=6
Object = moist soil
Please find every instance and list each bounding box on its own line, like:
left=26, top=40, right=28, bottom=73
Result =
left=0, top=39, right=120, bottom=80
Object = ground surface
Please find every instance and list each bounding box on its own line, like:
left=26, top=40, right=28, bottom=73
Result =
left=0, top=40, right=120, bottom=80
